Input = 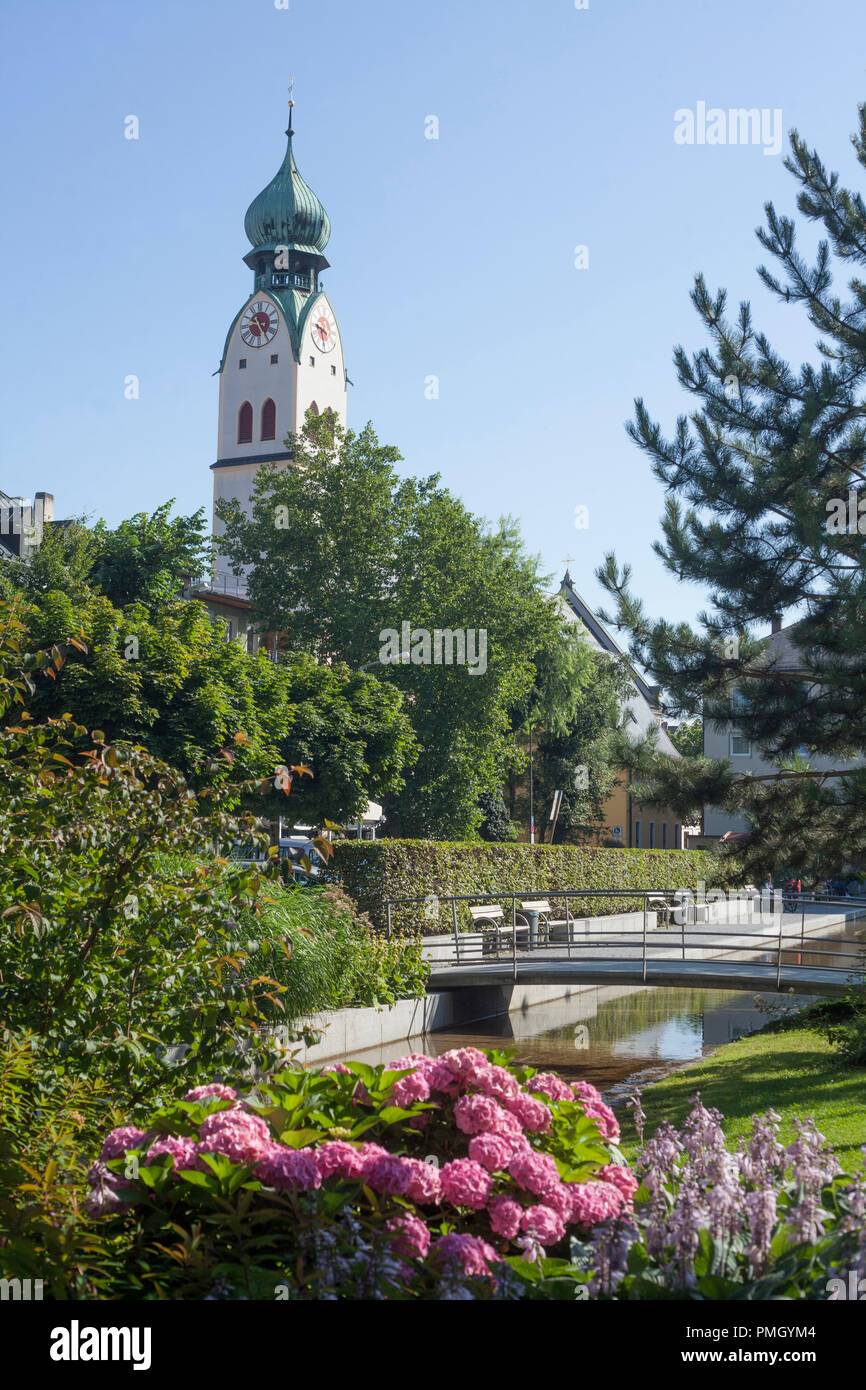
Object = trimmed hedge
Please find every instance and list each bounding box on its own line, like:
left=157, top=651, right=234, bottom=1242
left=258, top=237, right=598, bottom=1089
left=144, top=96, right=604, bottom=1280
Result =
left=331, top=839, right=740, bottom=937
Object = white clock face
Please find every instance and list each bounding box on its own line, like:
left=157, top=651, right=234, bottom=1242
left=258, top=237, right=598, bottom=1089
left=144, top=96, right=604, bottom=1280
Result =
left=240, top=300, right=279, bottom=347
left=311, top=304, right=337, bottom=353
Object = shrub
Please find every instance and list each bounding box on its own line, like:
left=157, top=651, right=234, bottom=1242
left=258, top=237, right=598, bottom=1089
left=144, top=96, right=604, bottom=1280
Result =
left=77, top=1050, right=628, bottom=1299
left=332, top=839, right=739, bottom=936
left=572, top=1091, right=866, bottom=1300
left=243, top=883, right=429, bottom=1017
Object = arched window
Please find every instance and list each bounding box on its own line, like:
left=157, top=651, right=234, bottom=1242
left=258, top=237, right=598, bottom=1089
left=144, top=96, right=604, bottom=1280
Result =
left=237, top=401, right=253, bottom=444
left=261, top=397, right=276, bottom=441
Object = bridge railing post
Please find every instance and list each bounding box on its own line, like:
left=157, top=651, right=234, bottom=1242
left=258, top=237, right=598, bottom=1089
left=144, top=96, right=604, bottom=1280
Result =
left=451, top=898, right=460, bottom=966
left=512, top=894, right=518, bottom=982
left=800, top=904, right=805, bottom=956
left=642, top=894, right=647, bottom=982
left=681, top=894, right=686, bottom=962
left=776, top=906, right=784, bottom=989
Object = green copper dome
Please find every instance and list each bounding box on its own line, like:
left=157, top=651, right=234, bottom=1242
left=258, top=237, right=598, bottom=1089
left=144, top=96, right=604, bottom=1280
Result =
left=244, top=126, right=331, bottom=256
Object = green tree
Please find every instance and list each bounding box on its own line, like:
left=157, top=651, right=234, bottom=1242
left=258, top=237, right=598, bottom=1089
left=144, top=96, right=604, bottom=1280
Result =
left=2, top=518, right=417, bottom=824
left=596, top=98, right=866, bottom=878
left=217, top=416, right=563, bottom=838
left=0, top=599, right=292, bottom=1103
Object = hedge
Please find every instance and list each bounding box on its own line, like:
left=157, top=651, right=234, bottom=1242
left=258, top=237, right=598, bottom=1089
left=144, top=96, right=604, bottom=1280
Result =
left=330, top=840, right=740, bottom=937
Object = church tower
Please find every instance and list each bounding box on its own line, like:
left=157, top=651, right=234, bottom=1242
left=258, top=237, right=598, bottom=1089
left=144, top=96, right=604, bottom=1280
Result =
left=211, top=98, right=346, bottom=581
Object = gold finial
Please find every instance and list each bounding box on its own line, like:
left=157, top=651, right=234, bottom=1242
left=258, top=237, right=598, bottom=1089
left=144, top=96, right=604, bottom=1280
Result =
left=287, top=77, right=295, bottom=134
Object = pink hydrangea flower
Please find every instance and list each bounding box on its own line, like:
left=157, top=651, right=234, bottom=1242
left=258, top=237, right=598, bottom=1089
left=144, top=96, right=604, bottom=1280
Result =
left=146, top=1135, right=198, bottom=1170
left=571, top=1080, right=603, bottom=1105
left=468, top=1133, right=516, bottom=1173
left=256, top=1145, right=321, bottom=1192
left=389, top=1071, right=431, bottom=1106
left=440, top=1158, right=492, bottom=1210
left=183, top=1083, right=237, bottom=1104
left=502, top=1093, right=552, bottom=1134
left=424, top=1060, right=462, bottom=1098
left=99, top=1126, right=146, bottom=1161
left=197, top=1109, right=273, bottom=1165
left=386, top=1054, right=431, bottom=1072
left=403, top=1158, right=442, bottom=1205
left=540, top=1181, right=577, bottom=1222
left=474, top=1065, right=521, bottom=1102
left=582, top=1099, right=621, bottom=1142
left=508, top=1150, right=561, bottom=1197
left=434, top=1232, right=499, bottom=1278
left=526, top=1072, right=573, bottom=1103
left=597, top=1164, right=639, bottom=1206
left=313, top=1141, right=365, bottom=1181
left=520, top=1204, right=566, bottom=1247
left=365, top=1155, right=414, bottom=1196
left=385, top=1213, right=431, bottom=1261
left=454, top=1093, right=508, bottom=1136
left=568, top=1180, right=626, bottom=1227
left=323, top=1062, right=352, bottom=1075
left=488, top=1194, right=524, bottom=1239
left=357, top=1143, right=390, bottom=1179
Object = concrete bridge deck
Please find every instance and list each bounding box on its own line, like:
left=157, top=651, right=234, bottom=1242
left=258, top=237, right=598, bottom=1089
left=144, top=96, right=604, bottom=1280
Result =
left=427, top=955, right=858, bottom=996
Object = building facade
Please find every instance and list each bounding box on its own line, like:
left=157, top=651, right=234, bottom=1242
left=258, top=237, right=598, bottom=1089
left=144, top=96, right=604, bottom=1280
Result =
left=194, top=101, right=348, bottom=651
left=559, top=573, right=687, bottom=850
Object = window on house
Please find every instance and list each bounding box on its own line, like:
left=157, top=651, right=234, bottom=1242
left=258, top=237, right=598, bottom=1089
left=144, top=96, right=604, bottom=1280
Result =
left=261, top=397, right=276, bottom=441
left=662, top=822, right=668, bottom=849
left=649, top=822, right=656, bottom=848
left=239, top=358, right=247, bottom=369
left=633, top=820, right=641, bottom=847
left=237, top=401, right=253, bottom=444
left=730, top=732, right=751, bottom=756
left=270, top=354, right=279, bottom=365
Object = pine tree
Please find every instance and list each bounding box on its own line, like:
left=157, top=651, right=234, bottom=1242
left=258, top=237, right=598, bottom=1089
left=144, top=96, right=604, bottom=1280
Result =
left=597, top=99, right=866, bottom=881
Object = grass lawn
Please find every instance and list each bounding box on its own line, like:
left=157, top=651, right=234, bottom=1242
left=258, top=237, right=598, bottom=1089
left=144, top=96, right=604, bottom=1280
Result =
left=620, top=1026, right=866, bottom=1169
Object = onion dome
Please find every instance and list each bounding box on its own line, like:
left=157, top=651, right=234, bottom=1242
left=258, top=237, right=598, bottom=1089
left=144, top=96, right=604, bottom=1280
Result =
left=243, top=113, right=330, bottom=256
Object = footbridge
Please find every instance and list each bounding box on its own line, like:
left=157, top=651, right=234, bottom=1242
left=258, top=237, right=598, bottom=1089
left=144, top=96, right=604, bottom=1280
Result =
left=382, top=889, right=866, bottom=998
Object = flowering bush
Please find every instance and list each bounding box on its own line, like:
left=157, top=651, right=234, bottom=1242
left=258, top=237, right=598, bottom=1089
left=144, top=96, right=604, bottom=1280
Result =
left=561, top=1091, right=866, bottom=1301
left=85, top=1049, right=629, bottom=1298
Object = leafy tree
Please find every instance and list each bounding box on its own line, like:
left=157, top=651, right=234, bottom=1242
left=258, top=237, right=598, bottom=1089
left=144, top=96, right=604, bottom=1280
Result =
left=217, top=416, right=563, bottom=837
left=88, top=502, right=212, bottom=609
left=667, top=720, right=703, bottom=758
left=477, top=790, right=514, bottom=842
left=596, top=98, right=866, bottom=879
left=6, top=586, right=415, bottom=825
left=0, top=598, right=296, bottom=1104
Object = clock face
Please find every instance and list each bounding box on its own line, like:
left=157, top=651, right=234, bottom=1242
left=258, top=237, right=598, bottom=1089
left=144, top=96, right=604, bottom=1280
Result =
left=311, top=304, right=337, bottom=353
left=240, top=300, right=279, bottom=347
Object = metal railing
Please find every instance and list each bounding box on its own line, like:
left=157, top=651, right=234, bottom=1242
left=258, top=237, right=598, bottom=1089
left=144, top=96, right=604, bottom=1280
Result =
left=382, top=889, right=866, bottom=988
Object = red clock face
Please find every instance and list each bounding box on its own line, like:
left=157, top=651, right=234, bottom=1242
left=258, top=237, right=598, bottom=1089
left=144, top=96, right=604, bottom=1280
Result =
left=312, top=305, right=337, bottom=353
left=240, top=300, right=279, bottom=347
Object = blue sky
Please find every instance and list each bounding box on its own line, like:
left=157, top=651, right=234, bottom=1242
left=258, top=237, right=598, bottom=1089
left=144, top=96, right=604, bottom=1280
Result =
left=1, top=0, right=863, bottom=630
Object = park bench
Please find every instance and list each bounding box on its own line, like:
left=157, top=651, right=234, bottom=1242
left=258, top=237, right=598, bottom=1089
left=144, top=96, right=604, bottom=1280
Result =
left=519, top=899, right=553, bottom=946
left=645, top=893, right=680, bottom=928
left=467, top=902, right=530, bottom=953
